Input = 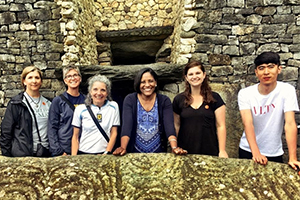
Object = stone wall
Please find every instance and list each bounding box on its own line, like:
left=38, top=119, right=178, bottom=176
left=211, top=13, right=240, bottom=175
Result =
left=1, top=0, right=300, bottom=159
left=94, top=0, right=176, bottom=31
left=59, top=0, right=99, bottom=66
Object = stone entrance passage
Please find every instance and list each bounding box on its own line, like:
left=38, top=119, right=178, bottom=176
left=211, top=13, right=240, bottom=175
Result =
left=96, top=26, right=174, bottom=65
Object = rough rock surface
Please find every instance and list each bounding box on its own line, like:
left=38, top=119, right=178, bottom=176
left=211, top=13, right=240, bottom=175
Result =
left=71, top=63, right=184, bottom=82
left=0, top=154, right=299, bottom=199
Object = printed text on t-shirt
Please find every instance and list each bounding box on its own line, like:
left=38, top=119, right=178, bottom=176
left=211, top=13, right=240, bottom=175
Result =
left=253, top=104, right=275, bottom=115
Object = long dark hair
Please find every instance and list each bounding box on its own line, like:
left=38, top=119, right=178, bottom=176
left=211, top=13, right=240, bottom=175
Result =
left=183, top=61, right=215, bottom=106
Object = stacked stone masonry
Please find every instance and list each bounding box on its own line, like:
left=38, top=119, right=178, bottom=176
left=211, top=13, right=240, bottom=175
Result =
left=59, top=0, right=184, bottom=66
left=0, top=0, right=300, bottom=159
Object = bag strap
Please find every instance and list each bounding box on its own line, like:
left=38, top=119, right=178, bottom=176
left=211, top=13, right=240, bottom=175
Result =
left=86, top=105, right=110, bottom=143
left=60, top=94, right=75, bottom=111
left=24, top=96, right=42, bottom=143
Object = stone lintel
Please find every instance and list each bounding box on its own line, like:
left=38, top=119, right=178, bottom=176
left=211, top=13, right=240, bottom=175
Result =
left=96, top=26, right=174, bottom=42
left=56, top=63, right=184, bottom=83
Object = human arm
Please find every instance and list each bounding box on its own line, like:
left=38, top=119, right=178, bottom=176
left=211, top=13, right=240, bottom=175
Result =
left=0, top=102, right=14, bottom=157
left=113, top=136, right=130, bottom=156
left=284, top=111, right=300, bottom=171
left=113, top=94, right=135, bottom=156
left=47, top=98, right=64, bottom=156
left=215, top=105, right=228, bottom=158
left=104, top=126, right=118, bottom=154
left=240, top=109, right=267, bottom=165
left=71, top=127, right=80, bottom=155
left=172, top=94, right=182, bottom=137
left=162, top=95, right=187, bottom=155
left=168, top=135, right=187, bottom=155
left=173, top=112, right=180, bottom=137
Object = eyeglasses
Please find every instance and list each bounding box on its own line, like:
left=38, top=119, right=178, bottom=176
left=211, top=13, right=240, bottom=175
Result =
left=256, top=63, right=277, bottom=71
left=65, top=74, right=80, bottom=80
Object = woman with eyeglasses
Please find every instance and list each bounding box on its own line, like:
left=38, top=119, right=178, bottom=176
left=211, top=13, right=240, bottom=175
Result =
left=0, top=66, right=51, bottom=157
left=47, top=65, right=85, bottom=156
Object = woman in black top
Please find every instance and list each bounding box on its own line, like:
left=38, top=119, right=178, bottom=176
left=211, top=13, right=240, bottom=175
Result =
left=173, top=61, right=228, bottom=157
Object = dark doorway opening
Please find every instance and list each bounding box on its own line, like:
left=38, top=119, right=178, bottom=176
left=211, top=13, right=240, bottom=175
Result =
left=111, top=40, right=164, bottom=65
left=96, top=26, right=173, bottom=65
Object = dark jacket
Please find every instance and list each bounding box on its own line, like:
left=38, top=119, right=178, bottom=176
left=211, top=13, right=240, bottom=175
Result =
left=47, top=92, right=85, bottom=156
left=0, top=92, right=34, bottom=157
left=121, top=92, right=176, bottom=153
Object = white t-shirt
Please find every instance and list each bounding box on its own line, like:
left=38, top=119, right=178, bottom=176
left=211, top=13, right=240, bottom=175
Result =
left=238, top=81, right=299, bottom=156
left=72, top=101, right=120, bottom=153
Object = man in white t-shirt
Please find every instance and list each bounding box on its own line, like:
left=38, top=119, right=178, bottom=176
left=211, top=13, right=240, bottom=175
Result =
left=238, top=51, right=300, bottom=173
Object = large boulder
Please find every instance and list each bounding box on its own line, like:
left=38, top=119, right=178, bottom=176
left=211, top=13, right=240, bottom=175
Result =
left=0, top=154, right=299, bottom=199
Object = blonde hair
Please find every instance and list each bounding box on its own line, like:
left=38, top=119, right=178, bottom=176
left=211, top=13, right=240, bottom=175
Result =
left=20, top=66, right=43, bottom=90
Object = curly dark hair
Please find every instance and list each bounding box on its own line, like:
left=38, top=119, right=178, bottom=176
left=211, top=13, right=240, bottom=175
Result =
left=183, top=61, right=215, bottom=107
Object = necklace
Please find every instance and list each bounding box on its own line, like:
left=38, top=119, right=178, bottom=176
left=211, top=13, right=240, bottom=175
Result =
left=26, top=92, right=41, bottom=108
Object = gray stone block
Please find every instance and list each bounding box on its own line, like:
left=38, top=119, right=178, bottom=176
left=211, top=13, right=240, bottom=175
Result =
left=28, top=9, right=51, bottom=21
left=0, top=12, right=16, bottom=25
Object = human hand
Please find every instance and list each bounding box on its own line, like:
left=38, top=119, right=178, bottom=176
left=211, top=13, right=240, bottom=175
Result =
left=218, top=150, right=228, bottom=158
left=252, top=153, right=268, bottom=165
left=113, top=147, right=127, bottom=156
left=62, top=152, right=68, bottom=156
left=102, top=151, right=111, bottom=155
left=172, top=147, right=187, bottom=155
left=288, top=160, right=300, bottom=175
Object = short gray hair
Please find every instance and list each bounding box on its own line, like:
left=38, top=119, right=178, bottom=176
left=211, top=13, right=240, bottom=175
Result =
left=85, top=74, right=112, bottom=105
left=62, top=65, right=81, bottom=79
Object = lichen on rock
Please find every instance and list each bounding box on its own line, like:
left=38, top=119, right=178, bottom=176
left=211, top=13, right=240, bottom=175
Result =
left=0, top=154, right=299, bottom=199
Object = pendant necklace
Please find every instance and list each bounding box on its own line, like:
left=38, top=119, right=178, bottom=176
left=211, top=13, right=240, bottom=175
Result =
left=26, top=92, right=41, bottom=108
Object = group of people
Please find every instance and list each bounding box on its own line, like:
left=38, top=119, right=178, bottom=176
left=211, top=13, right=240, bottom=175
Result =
left=0, top=51, right=299, bottom=174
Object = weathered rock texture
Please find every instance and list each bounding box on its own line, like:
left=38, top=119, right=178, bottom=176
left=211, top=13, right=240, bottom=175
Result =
left=0, top=154, right=299, bottom=199
left=1, top=0, right=300, bottom=160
